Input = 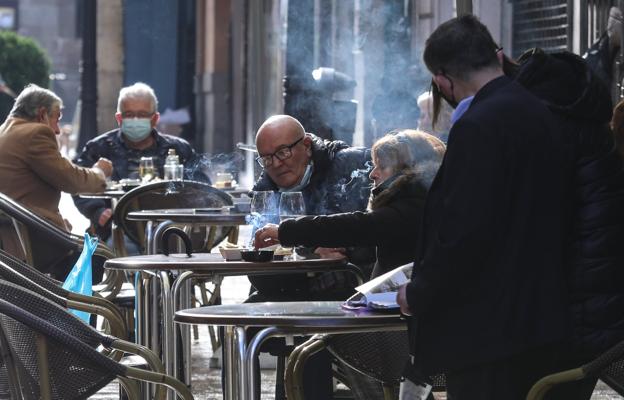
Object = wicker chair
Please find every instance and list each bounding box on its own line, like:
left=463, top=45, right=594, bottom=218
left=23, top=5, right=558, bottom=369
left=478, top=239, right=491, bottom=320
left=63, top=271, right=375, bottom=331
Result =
left=112, top=180, right=235, bottom=256
left=0, top=250, right=127, bottom=340
left=286, top=332, right=445, bottom=400
left=0, top=278, right=193, bottom=400
left=527, top=340, right=624, bottom=400
left=0, top=192, right=114, bottom=281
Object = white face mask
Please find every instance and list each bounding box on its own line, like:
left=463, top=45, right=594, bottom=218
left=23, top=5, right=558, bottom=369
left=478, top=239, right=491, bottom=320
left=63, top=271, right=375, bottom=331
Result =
left=121, top=118, right=152, bottom=141
left=279, top=162, right=314, bottom=192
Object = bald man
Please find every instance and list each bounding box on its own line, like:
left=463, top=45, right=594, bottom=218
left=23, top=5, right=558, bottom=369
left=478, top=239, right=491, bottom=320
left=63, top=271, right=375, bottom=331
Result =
left=250, top=115, right=372, bottom=399
left=254, top=115, right=371, bottom=217
left=251, top=115, right=372, bottom=298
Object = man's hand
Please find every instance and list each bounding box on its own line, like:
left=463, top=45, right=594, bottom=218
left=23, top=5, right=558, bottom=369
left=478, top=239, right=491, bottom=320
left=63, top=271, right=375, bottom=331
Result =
left=254, top=223, right=280, bottom=248
left=93, top=158, right=113, bottom=178
left=397, top=283, right=412, bottom=316
left=98, top=208, right=113, bottom=227
left=314, top=247, right=347, bottom=259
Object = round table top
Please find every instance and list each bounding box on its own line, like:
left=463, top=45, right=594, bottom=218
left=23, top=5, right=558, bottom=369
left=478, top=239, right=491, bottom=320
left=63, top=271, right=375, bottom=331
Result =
left=78, top=190, right=127, bottom=199
left=104, top=252, right=350, bottom=273
left=174, top=301, right=403, bottom=327
left=127, top=209, right=248, bottom=224
left=217, top=187, right=251, bottom=197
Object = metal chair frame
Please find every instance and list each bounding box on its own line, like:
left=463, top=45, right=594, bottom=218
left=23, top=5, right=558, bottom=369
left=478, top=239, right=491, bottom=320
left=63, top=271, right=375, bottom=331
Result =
left=111, top=180, right=234, bottom=256
left=0, top=297, right=193, bottom=400
left=528, top=340, right=624, bottom=400
left=0, top=193, right=114, bottom=281
left=0, top=278, right=192, bottom=400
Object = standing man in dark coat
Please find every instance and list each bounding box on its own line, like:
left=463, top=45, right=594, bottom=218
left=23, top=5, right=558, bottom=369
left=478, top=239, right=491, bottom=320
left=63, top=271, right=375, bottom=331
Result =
left=396, top=16, right=572, bottom=399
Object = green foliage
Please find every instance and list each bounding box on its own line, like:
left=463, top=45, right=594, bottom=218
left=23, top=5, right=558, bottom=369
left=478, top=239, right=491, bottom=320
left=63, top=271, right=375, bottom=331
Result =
left=0, top=30, right=51, bottom=121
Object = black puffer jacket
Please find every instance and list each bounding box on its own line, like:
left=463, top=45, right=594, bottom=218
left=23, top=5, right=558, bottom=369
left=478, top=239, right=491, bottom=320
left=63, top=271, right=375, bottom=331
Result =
left=515, top=50, right=624, bottom=357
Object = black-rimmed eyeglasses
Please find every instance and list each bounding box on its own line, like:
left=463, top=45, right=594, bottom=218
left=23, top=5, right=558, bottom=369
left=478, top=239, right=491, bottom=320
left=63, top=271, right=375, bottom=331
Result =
left=255, top=137, right=304, bottom=168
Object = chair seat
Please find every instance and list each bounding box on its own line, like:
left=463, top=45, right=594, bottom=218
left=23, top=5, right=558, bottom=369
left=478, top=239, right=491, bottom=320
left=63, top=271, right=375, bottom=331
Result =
left=119, top=354, right=148, bottom=369
left=95, top=282, right=135, bottom=308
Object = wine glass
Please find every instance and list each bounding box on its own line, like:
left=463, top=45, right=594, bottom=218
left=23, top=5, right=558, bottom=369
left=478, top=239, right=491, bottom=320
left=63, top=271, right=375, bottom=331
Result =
left=279, top=192, right=305, bottom=222
left=139, top=157, right=155, bottom=182
left=249, top=191, right=279, bottom=228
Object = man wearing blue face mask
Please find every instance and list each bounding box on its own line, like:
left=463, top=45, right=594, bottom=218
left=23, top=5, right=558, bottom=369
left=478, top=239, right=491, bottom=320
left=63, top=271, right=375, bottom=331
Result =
left=72, top=82, right=209, bottom=244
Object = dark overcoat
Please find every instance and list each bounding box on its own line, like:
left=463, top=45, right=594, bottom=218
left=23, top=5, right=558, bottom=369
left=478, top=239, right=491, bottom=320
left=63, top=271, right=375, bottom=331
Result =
left=405, top=76, right=572, bottom=374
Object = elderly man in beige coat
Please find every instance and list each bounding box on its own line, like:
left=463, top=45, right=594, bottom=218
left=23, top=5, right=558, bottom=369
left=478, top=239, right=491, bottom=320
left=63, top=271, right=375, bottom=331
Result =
left=0, top=84, right=112, bottom=230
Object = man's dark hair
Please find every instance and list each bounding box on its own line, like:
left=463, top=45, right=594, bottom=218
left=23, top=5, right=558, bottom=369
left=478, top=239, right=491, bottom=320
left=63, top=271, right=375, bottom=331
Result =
left=423, top=15, right=500, bottom=80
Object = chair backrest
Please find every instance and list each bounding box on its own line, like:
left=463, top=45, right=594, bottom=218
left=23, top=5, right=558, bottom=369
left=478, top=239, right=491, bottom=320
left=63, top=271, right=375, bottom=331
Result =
left=327, top=332, right=446, bottom=391
left=0, top=279, right=120, bottom=399
left=586, top=340, right=624, bottom=395
left=328, top=331, right=409, bottom=386
left=112, top=180, right=234, bottom=254
left=0, top=193, right=114, bottom=280
left=0, top=249, right=67, bottom=298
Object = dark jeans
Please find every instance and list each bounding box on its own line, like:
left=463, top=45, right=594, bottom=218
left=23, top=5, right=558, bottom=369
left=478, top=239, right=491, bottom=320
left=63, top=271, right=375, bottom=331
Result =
left=445, top=344, right=562, bottom=400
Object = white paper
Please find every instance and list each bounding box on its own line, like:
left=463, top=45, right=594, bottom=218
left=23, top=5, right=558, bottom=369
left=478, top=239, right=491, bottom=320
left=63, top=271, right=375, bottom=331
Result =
left=344, top=262, right=413, bottom=310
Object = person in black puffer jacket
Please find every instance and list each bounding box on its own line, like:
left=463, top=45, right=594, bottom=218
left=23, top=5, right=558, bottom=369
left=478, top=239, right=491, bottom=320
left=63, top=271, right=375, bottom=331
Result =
left=514, top=49, right=624, bottom=398
left=250, top=116, right=373, bottom=300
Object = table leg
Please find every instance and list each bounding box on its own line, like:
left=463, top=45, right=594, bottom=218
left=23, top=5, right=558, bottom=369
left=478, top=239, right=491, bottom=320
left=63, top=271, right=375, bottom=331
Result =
left=245, top=327, right=282, bottom=400
left=235, top=327, right=247, bottom=399
left=173, top=271, right=194, bottom=386
left=159, top=271, right=175, bottom=400
left=223, top=326, right=237, bottom=400
left=136, top=271, right=156, bottom=400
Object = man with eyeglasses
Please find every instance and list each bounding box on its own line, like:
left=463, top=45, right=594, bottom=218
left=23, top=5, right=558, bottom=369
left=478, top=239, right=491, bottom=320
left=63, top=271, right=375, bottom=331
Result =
left=253, top=114, right=371, bottom=221
left=249, top=114, right=371, bottom=399
left=72, top=82, right=208, bottom=244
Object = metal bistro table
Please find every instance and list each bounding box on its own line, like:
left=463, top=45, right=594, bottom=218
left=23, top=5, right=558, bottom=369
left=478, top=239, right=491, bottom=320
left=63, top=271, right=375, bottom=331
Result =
left=78, top=189, right=127, bottom=199
left=127, top=208, right=248, bottom=254
left=175, top=301, right=405, bottom=400
left=104, top=253, right=363, bottom=397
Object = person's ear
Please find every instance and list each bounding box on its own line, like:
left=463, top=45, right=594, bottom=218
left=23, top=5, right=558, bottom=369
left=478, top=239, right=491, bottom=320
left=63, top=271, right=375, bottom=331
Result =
left=496, top=48, right=504, bottom=66
left=114, top=112, right=122, bottom=126
left=37, top=107, right=48, bottom=123
left=432, top=75, right=448, bottom=92
left=303, top=134, right=313, bottom=156
left=151, top=112, right=160, bottom=128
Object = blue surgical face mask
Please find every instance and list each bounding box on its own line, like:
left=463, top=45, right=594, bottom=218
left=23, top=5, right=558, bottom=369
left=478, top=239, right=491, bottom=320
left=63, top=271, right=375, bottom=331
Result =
left=279, top=162, right=314, bottom=192
left=121, top=118, right=152, bottom=142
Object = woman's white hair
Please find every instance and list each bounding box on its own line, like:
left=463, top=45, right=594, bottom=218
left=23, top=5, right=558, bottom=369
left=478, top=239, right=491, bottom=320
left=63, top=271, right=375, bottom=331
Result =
left=117, top=82, right=158, bottom=113
left=9, top=84, right=62, bottom=120
left=372, top=129, right=446, bottom=189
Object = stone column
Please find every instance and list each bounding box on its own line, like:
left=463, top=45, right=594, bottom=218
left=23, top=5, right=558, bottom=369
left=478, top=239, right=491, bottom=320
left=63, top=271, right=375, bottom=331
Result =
left=195, top=0, right=231, bottom=154
left=96, top=0, right=123, bottom=134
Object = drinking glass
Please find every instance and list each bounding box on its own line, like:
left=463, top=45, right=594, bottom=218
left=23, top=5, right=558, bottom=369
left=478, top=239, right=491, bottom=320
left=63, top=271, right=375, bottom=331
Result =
left=250, top=191, right=280, bottom=225
left=139, top=157, right=155, bottom=182
left=279, top=192, right=305, bottom=222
